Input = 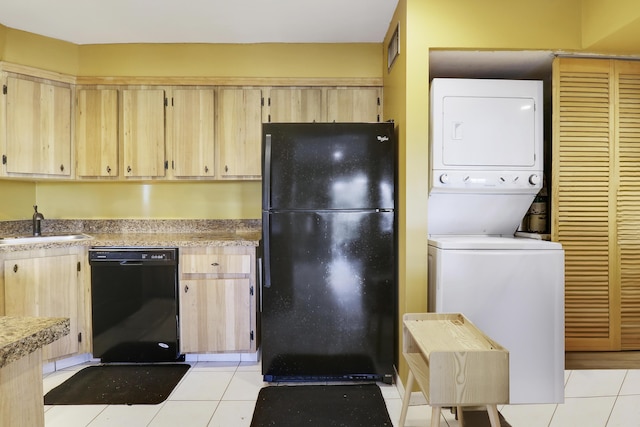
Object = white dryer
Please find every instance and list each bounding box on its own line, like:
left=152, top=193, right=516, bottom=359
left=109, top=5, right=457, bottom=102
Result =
left=428, top=236, right=565, bottom=404
left=428, top=78, right=545, bottom=235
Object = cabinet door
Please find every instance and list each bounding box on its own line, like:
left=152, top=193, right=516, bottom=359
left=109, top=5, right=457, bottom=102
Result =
left=614, top=60, right=640, bottom=350
left=552, top=57, right=616, bottom=351
left=76, top=88, right=119, bottom=177
left=179, top=279, right=251, bottom=352
left=6, top=76, right=71, bottom=176
left=327, top=88, right=380, bottom=122
left=4, top=254, right=79, bottom=360
left=172, top=89, right=215, bottom=177
left=122, top=89, right=166, bottom=177
left=269, top=88, right=322, bottom=123
left=217, top=88, right=263, bottom=178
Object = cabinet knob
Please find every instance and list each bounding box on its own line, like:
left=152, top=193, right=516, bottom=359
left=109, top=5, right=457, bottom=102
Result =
left=204, top=166, right=209, bottom=173
left=13, top=264, right=18, bottom=273
left=211, top=262, right=220, bottom=267
left=106, top=166, right=111, bottom=174
left=127, top=166, right=132, bottom=173
left=60, top=164, right=65, bottom=172
left=184, top=285, right=189, bottom=293
left=225, top=165, right=229, bottom=173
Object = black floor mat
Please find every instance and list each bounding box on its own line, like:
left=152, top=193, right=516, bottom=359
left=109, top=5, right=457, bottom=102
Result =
left=44, top=364, right=190, bottom=405
left=250, top=384, right=393, bottom=427
left=463, top=409, right=512, bottom=427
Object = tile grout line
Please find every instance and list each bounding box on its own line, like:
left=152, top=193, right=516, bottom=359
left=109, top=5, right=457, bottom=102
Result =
left=603, top=369, right=630, bottom=427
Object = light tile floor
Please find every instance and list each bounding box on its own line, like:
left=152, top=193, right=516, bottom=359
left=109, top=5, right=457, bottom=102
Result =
left=43, top=362, right=640, bottom=427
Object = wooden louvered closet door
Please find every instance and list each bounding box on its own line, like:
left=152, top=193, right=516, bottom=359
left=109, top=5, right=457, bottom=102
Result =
left=615, top=61, right=640, bottom=350
left=552, top=57, right=618, bottom=351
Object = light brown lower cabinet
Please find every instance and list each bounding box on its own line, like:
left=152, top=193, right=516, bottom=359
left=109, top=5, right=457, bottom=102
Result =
left=179, top=246, right=257, bottom=353
left=2, top=247, right=88, bottom=361
left=0, top=349, right=45, bottom=427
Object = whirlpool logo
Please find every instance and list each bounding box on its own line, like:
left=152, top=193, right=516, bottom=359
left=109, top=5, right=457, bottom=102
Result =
left=377, top=135, right=389, bottom=143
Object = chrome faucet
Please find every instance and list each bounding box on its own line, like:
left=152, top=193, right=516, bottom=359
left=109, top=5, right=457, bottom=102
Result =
left=32, top=205, right=44, bottom=236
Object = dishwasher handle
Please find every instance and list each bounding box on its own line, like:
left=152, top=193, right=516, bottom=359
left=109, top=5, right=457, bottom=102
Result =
left=119, top=260, right=144, bottom=266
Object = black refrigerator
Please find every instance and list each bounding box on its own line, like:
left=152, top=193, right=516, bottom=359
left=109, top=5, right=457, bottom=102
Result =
left=260, top=122, right=396, bottom=384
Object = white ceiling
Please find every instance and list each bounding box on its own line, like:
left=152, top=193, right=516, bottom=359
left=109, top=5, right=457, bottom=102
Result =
left=0, top=0, right=400, bottom=45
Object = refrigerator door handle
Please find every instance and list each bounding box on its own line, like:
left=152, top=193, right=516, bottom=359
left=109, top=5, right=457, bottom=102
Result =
left=262, top=212, right=271, bottom=289
left=263, top=134, right=272, bottom=211
left=257, top=255, right=264, bottom=311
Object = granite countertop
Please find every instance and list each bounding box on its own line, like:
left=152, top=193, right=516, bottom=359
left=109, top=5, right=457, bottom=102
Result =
left=0, top=230, right=261, bottom=252
left=88, top=230, right=261, bottom=247
left=0, top=316, right=70, bottom=368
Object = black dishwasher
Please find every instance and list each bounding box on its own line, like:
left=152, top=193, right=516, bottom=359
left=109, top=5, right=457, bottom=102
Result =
left=89, top=247, right=182, bottom=362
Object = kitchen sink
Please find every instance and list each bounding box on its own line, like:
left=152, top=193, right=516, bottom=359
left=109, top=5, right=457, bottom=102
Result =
left=0, top=233, right=92, bottom=246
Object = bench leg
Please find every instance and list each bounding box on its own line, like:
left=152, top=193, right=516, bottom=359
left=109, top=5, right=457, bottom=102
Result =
left=486, top=404, right=500, bottom=427
left=457, top=406, right=465, bottom=426
left=398, top=370, right=414, bottom=427
left=431, top=406, right=442, bottom=427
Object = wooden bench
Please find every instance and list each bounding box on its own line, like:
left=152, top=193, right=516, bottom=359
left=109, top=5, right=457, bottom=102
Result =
left=399, top=313, right=509, bottom=427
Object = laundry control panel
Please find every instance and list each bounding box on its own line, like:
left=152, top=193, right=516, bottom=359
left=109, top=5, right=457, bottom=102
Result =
left=431, top=170, right=542, bottom=192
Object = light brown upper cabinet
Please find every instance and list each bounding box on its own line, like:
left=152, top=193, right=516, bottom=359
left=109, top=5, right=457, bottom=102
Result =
left=268, top=88, right=323, bottom=123
left=76, top=88, right=119, bottom=177
left=327, top=88, right=381, bottom=122
left=122, top=88, right=167, bottom=178
left=553, top=57, right=640, bottom=352
left=5, top=76, right=71, bottom=176
left=0, top=65, right=384, bottom=183
left=217, top=88, right=263, bottom=178
left=170, top=88, right=216, bottom=178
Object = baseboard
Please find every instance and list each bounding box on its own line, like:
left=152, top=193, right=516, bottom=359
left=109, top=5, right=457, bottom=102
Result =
left=566, top=351, right=640, bottom=370
left=42, top=350, right=262, bottom=376
left=184, top=350, right=260, bottom=363
left=42, top=353, right=92, bottom=374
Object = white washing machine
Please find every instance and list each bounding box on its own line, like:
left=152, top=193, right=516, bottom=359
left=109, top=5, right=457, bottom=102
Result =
left=427, top=78, right=565, bottom=404
left=428, top=235, right=565, bottom=404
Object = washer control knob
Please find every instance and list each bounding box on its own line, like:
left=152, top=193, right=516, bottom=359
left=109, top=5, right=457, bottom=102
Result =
left=529, top=174, right=541, bottom=186
left=439, top=173, right=449, bottom=184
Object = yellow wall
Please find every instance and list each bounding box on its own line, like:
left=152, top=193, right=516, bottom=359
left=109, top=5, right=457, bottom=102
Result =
left=582, top=0, right=640, bottom=51
left=0, top=181, right=37, bottom=220
left=0, top=25, right=6, bottom=60
left=413, top=0, right=582, bottom=49
left=35, top=181, right=261, bottom=219
left=1, top=26, right=79, bottom=74
left=78, top=43, right=382, bottom=78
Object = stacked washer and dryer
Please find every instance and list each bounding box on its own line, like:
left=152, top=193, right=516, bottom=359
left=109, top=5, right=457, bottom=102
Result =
left=427, top=78, right=565, bottom=405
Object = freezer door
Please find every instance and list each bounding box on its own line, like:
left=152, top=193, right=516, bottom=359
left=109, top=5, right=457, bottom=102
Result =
left=261, top=210, right=396, bottom=381
left=262, top=122, right=395, bottom=211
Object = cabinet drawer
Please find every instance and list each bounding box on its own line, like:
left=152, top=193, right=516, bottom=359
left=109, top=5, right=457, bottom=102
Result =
left=181, top=254, right=251, bottom=274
